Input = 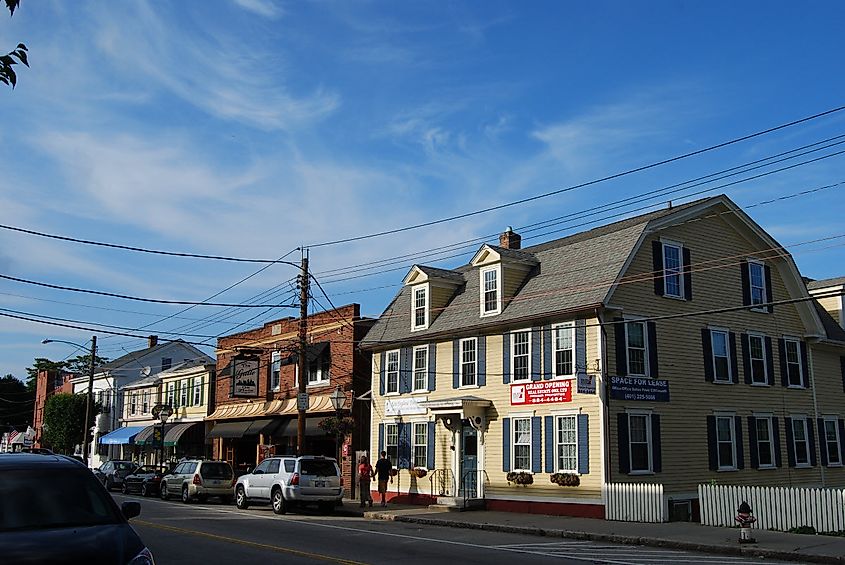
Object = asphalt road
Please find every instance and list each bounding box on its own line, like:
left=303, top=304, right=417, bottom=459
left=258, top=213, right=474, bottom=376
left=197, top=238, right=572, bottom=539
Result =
left=112, top=493, right=796, bottom=565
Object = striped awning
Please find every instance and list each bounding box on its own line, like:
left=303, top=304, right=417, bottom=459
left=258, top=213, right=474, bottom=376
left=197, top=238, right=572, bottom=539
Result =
left=206, top=395, right=335, bottom=422
left=163, top=422, right=203, bottom=446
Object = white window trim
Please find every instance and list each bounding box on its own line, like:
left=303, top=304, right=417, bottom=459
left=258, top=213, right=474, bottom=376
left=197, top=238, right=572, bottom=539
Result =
left=714, top=412, right=738, bottom=471
left=754, top=416, right=777, bottom=469
left=412, top=345, right=429, bottom=393
left=411, top=421, right=429, bottom=470
left=554, top=414, right=579, bottom=474
left=747, top=259, right=768, bottom=312
left=411, top=284, right=429, bottom=332
left=822, top=416, right=843, bottom=467
left=193, top=377, right=203, bottom=406
left=624, top=319, right=649, bottom=378
left=271, top=351, right=281, bottom=392
left=480, top=265, right=501, bottom=317
left=790, top=416, right=812, bottom=468
left=661, top=240, right=684, bottom=299
left=552, top=322, right=576, bottom=379
left=384, top=422, right=400, bottom=464
left=709, top=327, right=733, bottom=384
left=511, top=328, right=532, bottom=382
left=511, top=416, right=533, bottom=473
left=747, top=332, right=769, bottom=386
left=384, top=349, right=400, bottom=396
left=459, top=337, right=478, bottom=388
left=626, top=410, right=653, bottom=475
left=783, top=337, right=804, bottom=389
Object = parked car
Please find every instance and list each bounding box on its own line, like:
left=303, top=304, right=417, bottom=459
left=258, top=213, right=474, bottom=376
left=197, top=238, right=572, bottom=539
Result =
left=122, top=465, right=168, bottom=497
left=235, top=455, right=343, bottom=515
left=160, top=459, right=234, bottom=504
left=92, top=460, right=138, bottom=491
left=0, top=453, right=154, bottom=565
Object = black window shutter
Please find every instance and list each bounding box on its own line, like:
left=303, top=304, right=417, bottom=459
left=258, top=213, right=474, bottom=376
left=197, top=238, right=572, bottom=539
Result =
left=452, top=340, right=460, bottom=389
left=818, top=419, right=828, bottom=467
left=748, top=416, right=759, bottom=469
left=765, top=337, right=775, bottom=386
left=764, top=265, right=774, bottom=313
left=578, top=414, right=590, bottom=474
left=652, top=241, right=664, bottom=296
left=808, top=419, right=817, bottom=467
left=400, top=347, right=411, bottom=393
left=707, top=415, right=718, bottom=471
left=378, top=423, right=385, bottom=454
left=841, top=357, right=845, bottom=393
left=683, top=247, right=693, bottom=300
left=575, top=319, right=587, bottom=375
left=785, top=417, right=795, bottom=467
left=428, top=343, right=437, bottom=392
left=477, top=335, right=487, bottom=387
left=651, top=414, right=662, bottom=473
left=702, top=329, right=714, bottom=382
left=531, top=416, right=542, bottom=473
left=800, top=341, right=809, bottom=389
left=734, top=416, right=744, bottom=470
left=379, top=352, right=386, bottom=395
left=399, top=423, right=412, bottom=469
left=617, top=413, right=630, bottom=474
left=543, top=324, right=553, bottom=380
left=839, top=420, right=845, bottom=466
left=647, top=321, right=659, bottom=378
left=615, top=318, right=627, bottom=376
left=729, top=332, right=739, bottom=384
left=531, top=326, right=542, bottom=382
left=544, top=416, right=554, bottom=473
left=778, top=339, right=788, bottom=387
left=772, top=418, right=782, bottom=467
left=427, top=422, right=436, bottom=469
left=740, top=260, right=751, bottom=306
left=741, top=334, right=752, bottom=385
left=502, top=418, right=511, bottom=472
left=502, top=331, right=510, bottom=384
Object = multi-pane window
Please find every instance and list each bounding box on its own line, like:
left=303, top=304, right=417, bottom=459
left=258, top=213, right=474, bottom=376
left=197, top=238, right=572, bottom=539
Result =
left=193, top=377, right=202, bottom=405
left=556, top=415, right=577, bottom=472
left=749, top=335, right=767, bottom=384
left=271, top=351, right=281, bottom=391
left=413, top=423, right=427, bottom=468
left=513, top=418, right=531, bottom=471
left=792, top=418, right=810, bottom=465
left=749, top=262, right=766, bottom=307
left=626, top=322, right=647, bottom=377
left=512, top=330, right=530, bottom=381
left=755, top=417, right=775, bottom=468
left=460, top=338, right=477, bottom=387
left=663, top=243, right=682, bottom=298
left=628, top=414, right=652, bottom=472
left=482, top=268, right=499, bottom=314
left=716, top=415, right=737, bottom=469
left=784, top=339, right=803, bottom=387
left=386, top=351, right=400, bottom=394
left=385, top=423, right=399, bottom=465
left=413, top=346, right=428, bottom=391
left=142, top=392, right=149, bottom=414
left=129, top=393, right=137, bottom=416
left=166, top=384, right=174, bottom=408
left=413, top=287, right=427, bottom=330
left=180, top=380, right=188, bottom=407
left=554, top=323, right=575, bottom=377
left=824, top=418, right=842, bottom=465
left=307, top=355, right=330, bottom=385
left=711, top=330, right=731, bottom=383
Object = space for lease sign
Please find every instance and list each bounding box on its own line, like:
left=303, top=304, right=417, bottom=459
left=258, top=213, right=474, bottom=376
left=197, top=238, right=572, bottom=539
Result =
left=510, top=380, right=572, bottom=405
left=609, top=376, right=670, bottom=402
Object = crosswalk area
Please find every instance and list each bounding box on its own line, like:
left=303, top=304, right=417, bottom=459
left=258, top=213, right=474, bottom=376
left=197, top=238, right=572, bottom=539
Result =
left=492, top=540, right=803, bottom=565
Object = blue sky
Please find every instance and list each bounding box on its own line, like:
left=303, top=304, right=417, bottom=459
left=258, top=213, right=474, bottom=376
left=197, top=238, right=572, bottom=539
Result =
left=2, top=0, right=845, bottom=381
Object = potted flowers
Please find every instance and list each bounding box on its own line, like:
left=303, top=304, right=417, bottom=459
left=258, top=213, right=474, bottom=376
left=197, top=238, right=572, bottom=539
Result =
left=550, top=472, right=580, bottom=487
left=409, top=467, right=428, bottom=479
left=506, top=471, right=534, bottom=486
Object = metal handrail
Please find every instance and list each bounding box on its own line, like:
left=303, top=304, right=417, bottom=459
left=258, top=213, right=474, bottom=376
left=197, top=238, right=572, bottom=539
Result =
left=429, top=468, right=455, bottom=498
left=461, top=469, right=489, bottom=507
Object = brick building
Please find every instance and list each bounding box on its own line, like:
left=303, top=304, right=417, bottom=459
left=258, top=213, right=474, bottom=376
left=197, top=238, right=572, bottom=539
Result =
left=33, top=369, right=74, bottom=449
left=208, top=304, right=374, bottom=496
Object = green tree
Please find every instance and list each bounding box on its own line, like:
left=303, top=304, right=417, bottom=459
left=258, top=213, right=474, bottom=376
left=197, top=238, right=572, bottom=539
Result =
left=0, top=374, right=33, bottom=429
left=42, top=393, right=99, bottom=454
left=65, top=353, right=110, bottom=376
left=2, top=1, right=28, bottom=88
left=24, top=358, right=66, bottom=392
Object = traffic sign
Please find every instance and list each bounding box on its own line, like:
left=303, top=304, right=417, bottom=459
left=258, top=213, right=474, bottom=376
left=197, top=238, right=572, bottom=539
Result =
left=297, top=392, right=309, bottom=411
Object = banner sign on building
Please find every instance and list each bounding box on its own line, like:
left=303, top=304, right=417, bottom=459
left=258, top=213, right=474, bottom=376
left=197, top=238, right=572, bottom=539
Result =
left=609, top=376, right=670, bottom=402
left=232, top=356, right=260, bottom=397
left=510, top=380, right=572, bottom=405
left=385, top=396, right=428, bottom=416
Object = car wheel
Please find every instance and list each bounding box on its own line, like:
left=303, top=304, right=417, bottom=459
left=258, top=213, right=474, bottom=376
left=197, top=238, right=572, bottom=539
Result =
left=318, top=501, right=333, bottom=515
left=160, top=482, right=170, bottom=500
left=141, top=483, right=150, bottom=498
left=182, top=485, right=191, bottom=504
left=271, top=488, right=286, bottom=515
left=235, top=486, right=249, bottom=509
left=122, top=482, right=129, bottom=495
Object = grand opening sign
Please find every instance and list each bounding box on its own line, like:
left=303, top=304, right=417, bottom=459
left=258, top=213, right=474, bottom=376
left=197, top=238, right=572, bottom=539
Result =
left=510, top=380, right=572, bottom=405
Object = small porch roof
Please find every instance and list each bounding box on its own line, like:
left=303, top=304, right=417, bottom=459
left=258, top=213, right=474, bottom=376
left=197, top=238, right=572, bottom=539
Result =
left=418, top=396, right=492, bottom=411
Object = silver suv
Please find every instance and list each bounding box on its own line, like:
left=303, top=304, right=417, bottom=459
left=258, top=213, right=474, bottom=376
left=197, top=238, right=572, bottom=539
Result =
left=160, top=459, right=234, bottom=504
left=234, top=455, right=342, bottom=514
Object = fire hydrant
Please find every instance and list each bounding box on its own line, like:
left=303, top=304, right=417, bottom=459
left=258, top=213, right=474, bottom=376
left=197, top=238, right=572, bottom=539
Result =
left=735, top=501, right=757, bottom=544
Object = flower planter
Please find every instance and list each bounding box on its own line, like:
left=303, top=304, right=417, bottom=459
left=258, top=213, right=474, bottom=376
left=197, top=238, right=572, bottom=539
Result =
left=409, top=468, right=428, bottom=479
left=550, top=472, right=580, bottom=487
left=506, top=471, right=534, bottom=486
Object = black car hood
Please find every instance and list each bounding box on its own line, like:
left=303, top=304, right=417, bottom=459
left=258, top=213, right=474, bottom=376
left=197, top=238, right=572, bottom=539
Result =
left=0, top=523, right=145, bottom=565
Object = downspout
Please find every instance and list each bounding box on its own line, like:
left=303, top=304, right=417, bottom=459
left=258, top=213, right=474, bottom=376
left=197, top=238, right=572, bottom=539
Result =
left=597, top=307, right=610, bottom=492
left=808, top=341, right=825, bottom=487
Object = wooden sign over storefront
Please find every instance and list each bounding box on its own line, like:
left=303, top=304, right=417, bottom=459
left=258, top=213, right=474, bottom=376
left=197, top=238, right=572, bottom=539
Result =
left=510, top=380, right=572, bottom=406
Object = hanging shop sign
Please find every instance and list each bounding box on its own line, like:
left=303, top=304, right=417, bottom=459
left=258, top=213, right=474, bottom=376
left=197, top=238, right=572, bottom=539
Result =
left=232, top=356, right=260, bottom=397
left=577, top=373, right=596, bottom=395
left=510, top=380, right=572, bottom=406
left=609, top=376, right=670, bottom=402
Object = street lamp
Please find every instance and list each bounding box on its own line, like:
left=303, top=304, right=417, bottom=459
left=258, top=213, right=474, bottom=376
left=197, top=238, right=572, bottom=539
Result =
left=329, top=386, right=347, bottom=465
left=152, top=404, right=173, bottom=469
left=42, top=336, right=97, bottom=467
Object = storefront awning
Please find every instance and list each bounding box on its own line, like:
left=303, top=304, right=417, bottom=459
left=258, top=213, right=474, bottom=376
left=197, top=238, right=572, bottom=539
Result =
left=98, top=426, right=147, bottom=445
left=133, top=425, right=157, bottom=445
left=272, top=417, right=322, bottom=437
left=164, top=422, right=203, bottom=446
left=244, top=419, right=277, bottom=436
left=207, top=421, right=252, bottom=439
left=206, top=394, right=336, bottom=421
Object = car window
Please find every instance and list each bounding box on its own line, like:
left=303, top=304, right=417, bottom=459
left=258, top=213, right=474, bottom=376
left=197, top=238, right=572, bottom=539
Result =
left=300, top=460, right=338, bottom=477
left=185, top=463, right=198, bottom=474
left=253, top=459, right=271, bottom=474
left=266, top=459, right=280, bottom=474
left=114, top=462, right=135, bottom=471
left=284, top=460, right=295, bottom=473
left=0, top=469, right=122, bottom=531
left=101, top=463, right=112, bottom=472
left=172, top=463, right=185, bottom=475
left=199, top=463, right=233, bottom=480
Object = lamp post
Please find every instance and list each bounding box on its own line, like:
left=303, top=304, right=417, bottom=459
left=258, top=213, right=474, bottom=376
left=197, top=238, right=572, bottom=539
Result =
left=328, top=386, right=347, bottom=471
left=42, top=336, right=97, bottom=467
left=152, top=404, right=173, bottom=469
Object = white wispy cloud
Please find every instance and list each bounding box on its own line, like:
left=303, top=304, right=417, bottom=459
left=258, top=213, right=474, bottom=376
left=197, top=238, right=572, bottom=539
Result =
left=232, top=0, right=284, bottom=19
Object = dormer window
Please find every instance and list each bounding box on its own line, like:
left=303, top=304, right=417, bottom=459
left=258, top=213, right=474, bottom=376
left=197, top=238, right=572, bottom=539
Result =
left=412, top=285, right=428, bottom=331
left=749, top=261, right=766, bottom=307
left=481, top=266, right=500, bottom=316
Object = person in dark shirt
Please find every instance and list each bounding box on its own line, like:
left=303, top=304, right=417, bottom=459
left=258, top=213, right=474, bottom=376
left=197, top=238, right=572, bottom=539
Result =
left=374, top=450, right=393, bottom=507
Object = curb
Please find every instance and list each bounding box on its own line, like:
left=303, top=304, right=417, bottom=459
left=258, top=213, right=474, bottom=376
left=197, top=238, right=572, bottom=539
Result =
left=361, top=512, right=844, bottom=565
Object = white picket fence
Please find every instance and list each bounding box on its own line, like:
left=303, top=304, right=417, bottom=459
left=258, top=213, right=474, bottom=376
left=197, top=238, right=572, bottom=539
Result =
left=699, top=484, right=845, bottom=533
left=603, top=482, right=666, bottom=523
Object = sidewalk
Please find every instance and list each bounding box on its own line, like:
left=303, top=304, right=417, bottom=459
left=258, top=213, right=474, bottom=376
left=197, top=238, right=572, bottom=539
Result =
left=340, top=499, right=845, bottom=564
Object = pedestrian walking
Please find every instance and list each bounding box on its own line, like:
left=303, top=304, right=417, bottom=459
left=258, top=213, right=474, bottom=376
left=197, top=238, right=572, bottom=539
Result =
left=374, top=450, right=393, bottom=507
left=358, top=455, right=373, bottom=508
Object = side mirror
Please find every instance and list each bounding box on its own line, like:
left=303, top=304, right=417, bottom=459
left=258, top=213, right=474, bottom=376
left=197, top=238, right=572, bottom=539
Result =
left=121, top=501, right=141, bottom=520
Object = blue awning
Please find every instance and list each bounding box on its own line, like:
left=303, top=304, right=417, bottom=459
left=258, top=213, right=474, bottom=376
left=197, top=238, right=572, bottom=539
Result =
left=98, top=426, right=147, bottom=445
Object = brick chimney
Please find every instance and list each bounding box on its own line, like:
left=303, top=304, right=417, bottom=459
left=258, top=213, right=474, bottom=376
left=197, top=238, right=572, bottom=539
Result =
left=148, top=335, right=158, bottom=348
left=499, top=226, right=521, bottom=250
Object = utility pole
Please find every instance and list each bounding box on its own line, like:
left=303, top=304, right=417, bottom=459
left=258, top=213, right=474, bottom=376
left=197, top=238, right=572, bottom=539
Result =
left=296, top=251, right=309, bottom=456
left=82, top=335, right=97, bottom=467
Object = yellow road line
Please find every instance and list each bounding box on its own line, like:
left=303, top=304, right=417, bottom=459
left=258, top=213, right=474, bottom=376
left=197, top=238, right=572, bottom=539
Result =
left=134, top=519, right=367, bottom=564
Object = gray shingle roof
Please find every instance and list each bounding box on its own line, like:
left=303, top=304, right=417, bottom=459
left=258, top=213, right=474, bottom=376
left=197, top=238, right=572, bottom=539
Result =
left=812, top=300, right=845, bottom=342
left=414, top=265, right=464, bottom=282
left=361, top=198, right=711, bottom=348
left=807, top=276, right=845, bottom=290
